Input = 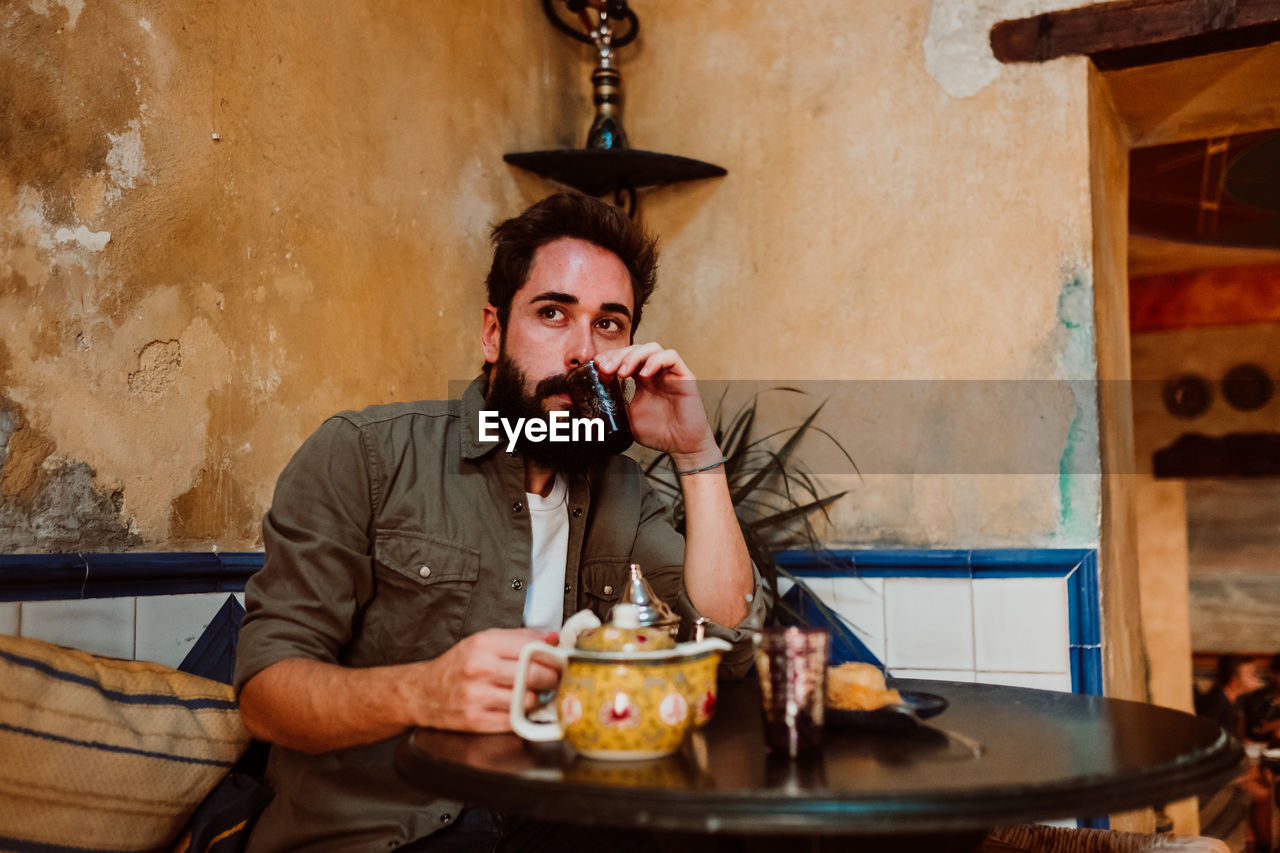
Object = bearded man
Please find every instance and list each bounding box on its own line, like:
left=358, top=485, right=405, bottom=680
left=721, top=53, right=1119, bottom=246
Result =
left=234, top=192, right=765, bottom=852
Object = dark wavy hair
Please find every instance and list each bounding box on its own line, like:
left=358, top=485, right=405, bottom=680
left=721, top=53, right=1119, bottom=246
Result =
left=485, top=192, right=659, bottom=335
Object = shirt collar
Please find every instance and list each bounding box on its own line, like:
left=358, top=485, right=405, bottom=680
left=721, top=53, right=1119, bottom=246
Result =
left=460, top=375, right=501, bottom=461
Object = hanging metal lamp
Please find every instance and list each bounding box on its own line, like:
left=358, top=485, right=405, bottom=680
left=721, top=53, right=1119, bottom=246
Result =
left=504, top=0, right=727, bottom=216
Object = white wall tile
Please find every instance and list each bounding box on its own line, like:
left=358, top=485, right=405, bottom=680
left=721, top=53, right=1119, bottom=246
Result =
left=136, top=593, right=236, bottom=669
left=890, top=668, right=976, bottom=683
left=792, top=574, right=833, bottom=608
left=884, top=578, right=974, bottom=670
left=977, top=671, right=1073, bottom=692
left=0, top=602, right=19, bottom=635
left=21, top=597, right=136, bottom=659
left=973, top=578, right=1069, bottom=673
left=827, top=576, right=886, bottom=663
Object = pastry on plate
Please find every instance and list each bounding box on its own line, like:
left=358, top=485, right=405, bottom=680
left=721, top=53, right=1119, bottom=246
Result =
left=826, top=662, right=902, bottom=711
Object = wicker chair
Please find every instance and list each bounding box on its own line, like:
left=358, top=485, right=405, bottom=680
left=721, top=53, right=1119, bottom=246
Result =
left=979, top=825, right=1230, bottom=853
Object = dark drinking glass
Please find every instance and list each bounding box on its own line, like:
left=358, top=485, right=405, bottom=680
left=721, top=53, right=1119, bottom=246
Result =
left=566, top=360, right=633, bottom=455
left=754, top=627, right=830, bottom=758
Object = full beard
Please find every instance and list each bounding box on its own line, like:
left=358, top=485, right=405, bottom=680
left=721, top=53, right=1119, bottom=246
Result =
left=485, top=353, right=615, bottom=475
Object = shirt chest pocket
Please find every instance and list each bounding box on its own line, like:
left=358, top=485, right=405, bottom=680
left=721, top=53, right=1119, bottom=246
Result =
left=375, top=530, right=480, bottom=588
left=579, top=558, right=628, bottom=623
left=366, top=531, right=480, bottom=664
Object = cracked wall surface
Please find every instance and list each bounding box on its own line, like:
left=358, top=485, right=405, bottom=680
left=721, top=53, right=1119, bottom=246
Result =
left=1, top=0, right=578, bottom=551
left=2, top=0, right=1107, bottom=553
left=0, top=392, right=138, bottom=550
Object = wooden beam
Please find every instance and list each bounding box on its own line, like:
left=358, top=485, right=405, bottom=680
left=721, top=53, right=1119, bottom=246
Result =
left=1129, top=263, right=1280, bottom=332
left=991, top=0, right=1280, bottom=70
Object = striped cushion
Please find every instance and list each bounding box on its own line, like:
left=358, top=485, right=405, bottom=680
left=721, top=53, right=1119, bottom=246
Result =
left=0, top=633, right=251, bottom=852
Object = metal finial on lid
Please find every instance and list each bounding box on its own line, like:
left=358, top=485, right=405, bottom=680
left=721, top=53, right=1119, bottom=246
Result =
left=625, top=563, right=654, bottom=619
left=621, top=562, right=681, bottom=638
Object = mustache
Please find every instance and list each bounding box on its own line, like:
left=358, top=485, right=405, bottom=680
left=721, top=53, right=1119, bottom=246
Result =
left=533, top=373, right=571, bottom=400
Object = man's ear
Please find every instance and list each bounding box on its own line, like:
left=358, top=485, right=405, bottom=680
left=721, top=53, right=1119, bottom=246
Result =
left=481, top=304, right=502, bottom=364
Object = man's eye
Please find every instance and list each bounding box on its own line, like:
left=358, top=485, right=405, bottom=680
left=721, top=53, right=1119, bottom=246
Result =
left=597, top=318, right=624, bottom=332
left=539, top=306, right=564, bottom=321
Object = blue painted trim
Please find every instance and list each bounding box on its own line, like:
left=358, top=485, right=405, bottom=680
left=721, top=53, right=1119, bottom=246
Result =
left=1077, top=551, right=1101, bottom=645
left=969, top=567, right=1073, bottom=578
left=1072, top=646, right=1104, bottom=695
left=969, top=548, right=1093, bottom=570
left=794, top=566, right=973, bottom=579
left=0, top=553, right=86, bottom=600
left=777, top=549, right=976, bottom=571
left=775, top=550, right=855, bottom=571
left=776, top=548, right=1104, bottom=698
left=0, top=547, right=1108, bottom=701
left=0, top=552, right=263, bottom=602
left=850, top=549, right=975, bottom=569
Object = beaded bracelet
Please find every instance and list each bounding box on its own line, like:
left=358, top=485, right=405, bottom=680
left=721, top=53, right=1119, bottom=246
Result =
left=677, top=455, right=728, bottom=476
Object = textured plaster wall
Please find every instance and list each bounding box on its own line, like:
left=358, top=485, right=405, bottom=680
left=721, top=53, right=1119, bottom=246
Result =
left=1, top=0, right=576, bottom=550
left=614, top=0, right=1103, bottom=550
left=2, top=1, right=1111, bottom=557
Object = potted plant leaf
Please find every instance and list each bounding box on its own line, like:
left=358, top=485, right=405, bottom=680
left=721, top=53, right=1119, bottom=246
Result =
left=641, top=387, right=872, bottom=659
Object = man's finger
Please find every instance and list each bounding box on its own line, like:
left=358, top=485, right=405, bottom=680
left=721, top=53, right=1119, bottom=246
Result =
left=523, top=661, right=562, bottom=692
left=636, top=348, right=684, bottom=379
left=490, top=658, right=560, bottom=690
left=483, top=628, right=556, bottom=658
left=597, top=342, right=660, bottom=377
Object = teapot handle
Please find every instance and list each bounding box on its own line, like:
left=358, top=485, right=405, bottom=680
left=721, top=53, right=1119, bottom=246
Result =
left=679, top=637, right=731, bottom=657
left=510, top=641, right=568, bottom=742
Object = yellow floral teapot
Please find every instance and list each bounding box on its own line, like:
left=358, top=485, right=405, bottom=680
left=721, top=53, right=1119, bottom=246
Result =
left=510, top=604, right=729, bottom=760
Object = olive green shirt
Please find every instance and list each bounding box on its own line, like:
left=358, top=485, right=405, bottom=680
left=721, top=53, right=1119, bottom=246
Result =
left=234, top=377, right=767, bottom=852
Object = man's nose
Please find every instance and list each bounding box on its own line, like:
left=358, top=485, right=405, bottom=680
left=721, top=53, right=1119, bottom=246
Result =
left=564, top=323, right=596, bottom=370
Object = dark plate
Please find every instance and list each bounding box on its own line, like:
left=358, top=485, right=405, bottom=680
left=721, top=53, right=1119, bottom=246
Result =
left=826, top=691, right=949, bottom=732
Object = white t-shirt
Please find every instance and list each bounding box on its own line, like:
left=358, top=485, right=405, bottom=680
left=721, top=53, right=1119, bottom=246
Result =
left=523, top=474, right=569, bottom=633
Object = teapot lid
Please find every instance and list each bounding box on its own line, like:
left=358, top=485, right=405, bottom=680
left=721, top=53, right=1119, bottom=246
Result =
left=575, top=603, right=677, bottom=652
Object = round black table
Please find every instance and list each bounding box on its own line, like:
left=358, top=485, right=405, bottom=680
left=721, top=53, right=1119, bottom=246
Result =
left=394, top=679, right=1243, bottom=849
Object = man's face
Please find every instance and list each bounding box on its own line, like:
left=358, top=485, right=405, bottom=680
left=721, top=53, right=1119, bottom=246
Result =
left=481, top=238, right=634, bottom=469
left=482, top=237, right=634, bottom=413
left=1237, top=662, right=1264, bottom=694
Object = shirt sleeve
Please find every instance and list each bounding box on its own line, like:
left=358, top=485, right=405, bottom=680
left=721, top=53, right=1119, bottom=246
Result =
left=628, top=481, right=770, bottom=680
left=234, top=415, right=375, bottom=696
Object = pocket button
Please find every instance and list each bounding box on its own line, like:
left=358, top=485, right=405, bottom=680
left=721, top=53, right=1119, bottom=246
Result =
left=418, top=565, right=432, bottom=579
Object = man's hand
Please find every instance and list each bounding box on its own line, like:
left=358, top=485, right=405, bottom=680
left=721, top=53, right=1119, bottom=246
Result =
left=592, top=343, right=720, bottom=470
left=409, top=628, right=561, bottom=733
left=592, top=343, right=754, bottom=629
left=238, top=628, right=561, bottom=753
